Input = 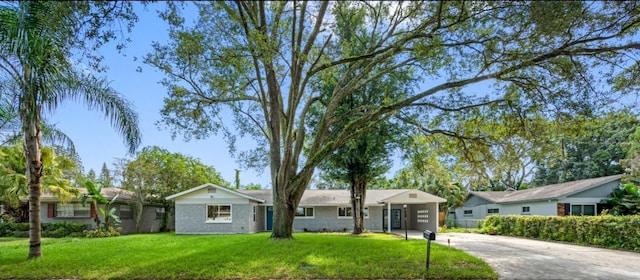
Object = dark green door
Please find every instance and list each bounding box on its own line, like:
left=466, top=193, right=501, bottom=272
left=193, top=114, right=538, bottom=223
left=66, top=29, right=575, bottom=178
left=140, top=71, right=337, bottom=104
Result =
left=266, top=206, right=273, bottom=231
left=383, top=209, right=402, bottom=230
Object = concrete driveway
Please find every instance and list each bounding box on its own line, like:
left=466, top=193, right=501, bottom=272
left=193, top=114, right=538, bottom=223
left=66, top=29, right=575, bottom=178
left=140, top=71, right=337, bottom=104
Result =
left=428, top=232, right=640, bottom=280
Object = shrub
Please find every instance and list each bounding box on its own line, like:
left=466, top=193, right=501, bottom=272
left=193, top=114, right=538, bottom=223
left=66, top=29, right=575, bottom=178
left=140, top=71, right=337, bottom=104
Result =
left=83, top=227, right=121, bottom=238
left=479, top=215, right=640, bottom=251
left=0, top=222, right=89, bottom=238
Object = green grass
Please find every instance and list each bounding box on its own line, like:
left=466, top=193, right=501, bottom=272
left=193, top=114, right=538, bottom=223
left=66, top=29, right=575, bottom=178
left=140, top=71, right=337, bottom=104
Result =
left=0, top=233, right=496, bottom=279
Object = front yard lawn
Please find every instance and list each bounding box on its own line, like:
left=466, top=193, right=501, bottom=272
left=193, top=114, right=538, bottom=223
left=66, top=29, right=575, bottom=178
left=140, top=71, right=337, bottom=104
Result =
left=0, top=232, right=495, bottom=279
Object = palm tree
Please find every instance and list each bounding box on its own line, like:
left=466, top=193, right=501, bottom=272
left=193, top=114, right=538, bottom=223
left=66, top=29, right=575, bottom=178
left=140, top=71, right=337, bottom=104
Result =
left=0, top=2, right=141, bottom=259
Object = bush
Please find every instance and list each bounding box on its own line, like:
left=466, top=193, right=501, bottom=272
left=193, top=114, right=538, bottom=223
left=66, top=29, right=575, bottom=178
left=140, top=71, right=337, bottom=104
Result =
left=479, top=215, right=640, bottom=251
left=0, top=222, right=89, bottom=238
left=83, top=227, right=121, bottom=238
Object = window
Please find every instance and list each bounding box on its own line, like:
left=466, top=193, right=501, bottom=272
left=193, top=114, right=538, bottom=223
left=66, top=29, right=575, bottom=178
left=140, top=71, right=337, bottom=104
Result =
left=120, top=205, right=133, bottom=219
left=338, top=207, right=368, bottom=218
left=207, top=204, right=232, bottom=223
left=55, top=203, right=90, bottom=218
left=253, top=206, right=257, bottom=222
left=487, top=208, right=500, bottom=215
left=295, top=207, right=314, bottom=218
left=522, top=206, right=531, bottom=214
left=571, top=204, right=596, bottom=216
left=155, top=207, right=165, bottom=220
left=463, top=209, right=473, bottom=216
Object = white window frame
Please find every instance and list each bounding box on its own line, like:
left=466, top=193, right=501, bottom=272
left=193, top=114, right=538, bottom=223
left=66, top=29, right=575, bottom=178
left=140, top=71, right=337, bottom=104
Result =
left=56, top=203, right=90, bottom=218
left=571, top=204, right=596, bottom=216
left=206, top=204, right=232, bottom=223
left=337, top=206, right=369, bottom=219
left=295, top=207, right=314, bottom=219
left=487, top=208, right=500, bottom=215
left=521, top=206, right=531, bottom=215
left=463, top=209, right=473, bottom=216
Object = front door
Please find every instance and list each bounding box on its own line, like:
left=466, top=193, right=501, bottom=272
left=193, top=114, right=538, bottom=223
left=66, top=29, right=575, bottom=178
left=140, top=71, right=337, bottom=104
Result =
left=383, top=209, right=402, bottom=230
left=266, top=206, right=273, bottom=231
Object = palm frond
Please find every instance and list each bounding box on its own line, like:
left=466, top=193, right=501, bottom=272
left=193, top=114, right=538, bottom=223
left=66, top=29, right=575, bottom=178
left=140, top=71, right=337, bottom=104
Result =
left=53, top=70, right=141, bottom=154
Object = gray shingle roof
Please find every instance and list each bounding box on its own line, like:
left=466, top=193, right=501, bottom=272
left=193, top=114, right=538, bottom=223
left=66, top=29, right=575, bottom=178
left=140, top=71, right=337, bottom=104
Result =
left=470, top=174, right=622, bottom=204
left=239, top=189, right=433, bottom=205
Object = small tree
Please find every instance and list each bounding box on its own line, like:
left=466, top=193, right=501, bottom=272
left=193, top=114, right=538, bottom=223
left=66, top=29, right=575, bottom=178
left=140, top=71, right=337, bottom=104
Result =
left=80, top=180, right=120, bottom=230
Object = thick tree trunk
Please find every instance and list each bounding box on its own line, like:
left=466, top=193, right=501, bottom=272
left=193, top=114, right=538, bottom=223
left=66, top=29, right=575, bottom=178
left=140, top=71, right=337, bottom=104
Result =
left=351, top=177, right=367, bottom=234
left=271, top=172, right=312, bottom=238
left=271, top=194, right=296, bottom=238
left=23, top=97, right=43, bottom=259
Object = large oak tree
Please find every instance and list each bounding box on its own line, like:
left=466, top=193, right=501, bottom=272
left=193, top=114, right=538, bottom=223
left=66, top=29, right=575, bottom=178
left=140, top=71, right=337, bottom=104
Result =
left=147, top=1, right=640, bottom=238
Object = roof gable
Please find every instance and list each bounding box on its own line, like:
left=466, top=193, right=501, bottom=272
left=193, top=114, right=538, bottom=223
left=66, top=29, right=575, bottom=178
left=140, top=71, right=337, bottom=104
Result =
left=377, top=189, right=447, bottom=204
left=165, top=183, right=265, bottom=203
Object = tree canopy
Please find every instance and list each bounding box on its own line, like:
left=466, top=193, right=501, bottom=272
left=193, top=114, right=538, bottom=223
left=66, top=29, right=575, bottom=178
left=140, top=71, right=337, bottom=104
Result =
left=120, top=146, right=229, bottom=230
left=147, top=1, right=640, bottom=238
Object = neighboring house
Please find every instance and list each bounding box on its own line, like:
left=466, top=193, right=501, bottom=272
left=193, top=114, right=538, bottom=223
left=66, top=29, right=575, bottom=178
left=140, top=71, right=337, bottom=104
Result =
left=38, top=188, right=168, bottom=234
left=166, top=183, right=447, bottom=234
left=454, top=175, right=622, bottom=228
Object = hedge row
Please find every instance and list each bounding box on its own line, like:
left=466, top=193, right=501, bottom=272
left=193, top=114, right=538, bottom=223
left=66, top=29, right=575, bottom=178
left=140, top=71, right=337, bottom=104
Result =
left=0, top=222, right=89, bottom=238
left=478, top=215, right=640, bottom=251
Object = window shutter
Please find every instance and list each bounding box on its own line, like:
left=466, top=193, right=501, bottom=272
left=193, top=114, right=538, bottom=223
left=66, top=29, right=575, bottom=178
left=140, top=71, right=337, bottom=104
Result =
left=47, top=203, right=56, bottom=218
left=90, top=203, right=96, bottom=218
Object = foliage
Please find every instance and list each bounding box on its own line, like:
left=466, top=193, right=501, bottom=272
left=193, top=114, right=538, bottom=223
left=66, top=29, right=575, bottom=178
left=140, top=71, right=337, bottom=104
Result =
left=83, top=227, right=121, bottom=238
left=479, top=215, right=640, bottom=251
left=0, top=143, right=79, bottom=208
left=1, top=222, right=88, bottom=238
left=533, top=111, right=639, bottom=186
left=388, top=138, right=467, bottom=214
left=79, top=180, right=121, bottom=231
left=98, top=162, right=114, bottom=188
left=0, top=1, right=140, bottom=258
left=0, top=233, right=495, bottom=279
left=242, top=183, right=262, bottom=190
left=601, top=183, right=640, bottom=216
left=308, top=2, right=416, bottom=234
left=147, top=1, right=640, bottom=238
left=622, top=127, right=640, bottom=178
left=120, top=146, right=229, bottom=231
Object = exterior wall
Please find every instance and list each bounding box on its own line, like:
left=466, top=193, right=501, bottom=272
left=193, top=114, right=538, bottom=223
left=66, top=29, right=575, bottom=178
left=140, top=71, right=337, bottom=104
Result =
left=120, top=205, right=164, bottom=234
left=174, top=203, right=253, bottom=234
left=571, top=181, right=618, bottom=198
left=247, top=203, right=262, bottom=233
left=40, top=202, right=96, bottom=225
left=289, top=205, right=384, bottom=232
left=454, top=181, right=619, bottom=227
left=255, top=205, right=265, bottom=231
left=40, top=202, right=164, bottom=234
left=454, top=202, right=499, bottom=228
left=464, top=195, right=493, bottom=207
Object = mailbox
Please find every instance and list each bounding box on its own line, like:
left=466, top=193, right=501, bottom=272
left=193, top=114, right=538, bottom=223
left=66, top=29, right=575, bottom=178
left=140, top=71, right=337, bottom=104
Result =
left=423, top=230, right=436, bottom=241
left=423, top=230, right=435, bottom=269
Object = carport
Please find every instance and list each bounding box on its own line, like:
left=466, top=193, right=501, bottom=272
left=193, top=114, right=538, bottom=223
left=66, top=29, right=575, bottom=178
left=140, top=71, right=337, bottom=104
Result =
left=376, top=190, right=447, bottom=233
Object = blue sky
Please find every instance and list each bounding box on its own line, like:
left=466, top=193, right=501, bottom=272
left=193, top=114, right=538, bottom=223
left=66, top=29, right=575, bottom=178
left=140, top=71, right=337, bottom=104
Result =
left=49, top=3, right=271, bottom=188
